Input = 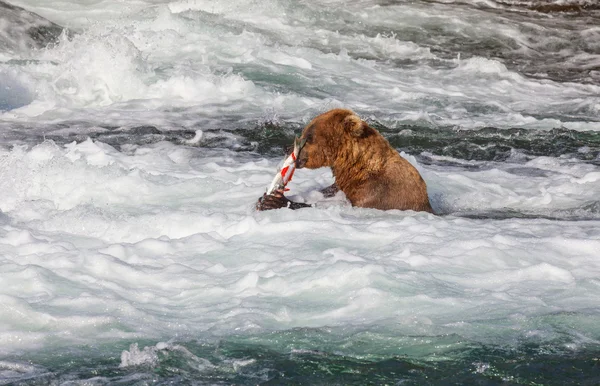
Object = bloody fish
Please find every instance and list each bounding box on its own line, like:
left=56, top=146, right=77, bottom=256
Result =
left=265, top=136, right=306, bottom=195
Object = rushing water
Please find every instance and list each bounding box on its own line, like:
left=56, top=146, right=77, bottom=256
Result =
left=1, top=0, right=600, bottom=384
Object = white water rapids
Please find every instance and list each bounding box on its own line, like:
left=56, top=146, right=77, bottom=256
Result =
left=1, top=0, right=599, bottom=383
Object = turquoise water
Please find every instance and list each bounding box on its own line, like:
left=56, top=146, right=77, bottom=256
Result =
left=5, top=334, right=599, bottom=384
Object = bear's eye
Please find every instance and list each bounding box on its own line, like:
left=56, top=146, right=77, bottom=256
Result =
left=303, top=124, right=316, bottom=143
left=305, top=133, right=313, bottom=143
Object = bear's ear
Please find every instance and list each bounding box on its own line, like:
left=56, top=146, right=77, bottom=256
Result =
left=343, top=114, right=364, bottom=137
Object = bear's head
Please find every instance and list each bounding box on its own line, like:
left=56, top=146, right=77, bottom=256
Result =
left=296, top=109, right=369, bottom=169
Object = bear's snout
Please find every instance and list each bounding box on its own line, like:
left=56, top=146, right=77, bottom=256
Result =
left=295, top=151, right=307, bottom=169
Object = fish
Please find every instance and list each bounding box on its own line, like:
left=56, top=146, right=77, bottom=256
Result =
left=265, top=136, right=306, bottom=195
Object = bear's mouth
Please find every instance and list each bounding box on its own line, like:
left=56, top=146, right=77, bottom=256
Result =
left=295, top=150, right=307, bottom=168
left=294, top=136, right=308, bottom=169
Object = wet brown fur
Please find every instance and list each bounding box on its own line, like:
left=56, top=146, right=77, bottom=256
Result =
left=296, top=109, right=433, bottom=213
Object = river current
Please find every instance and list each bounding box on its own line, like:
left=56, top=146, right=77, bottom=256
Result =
left=1, top=0, right=599, bottom=384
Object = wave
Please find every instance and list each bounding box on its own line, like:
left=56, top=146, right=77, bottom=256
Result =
left=1, top=0, right=599, bottom=130
left=0, top=1, right=64, bottom=57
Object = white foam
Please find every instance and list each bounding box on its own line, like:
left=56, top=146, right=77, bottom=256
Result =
left=120, top=343, right=159, bottom=368
left=2, top=0, right=599, bottom=130
left=1, top=0, right=600, bottom=365
left=0, top=139, right=599, bottom=355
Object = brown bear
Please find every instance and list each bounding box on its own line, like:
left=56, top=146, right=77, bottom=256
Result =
left=257, top=108, right=433, bottom=213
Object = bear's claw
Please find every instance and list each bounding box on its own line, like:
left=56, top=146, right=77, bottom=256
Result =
left=256, top=189, right=311, bottom=211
